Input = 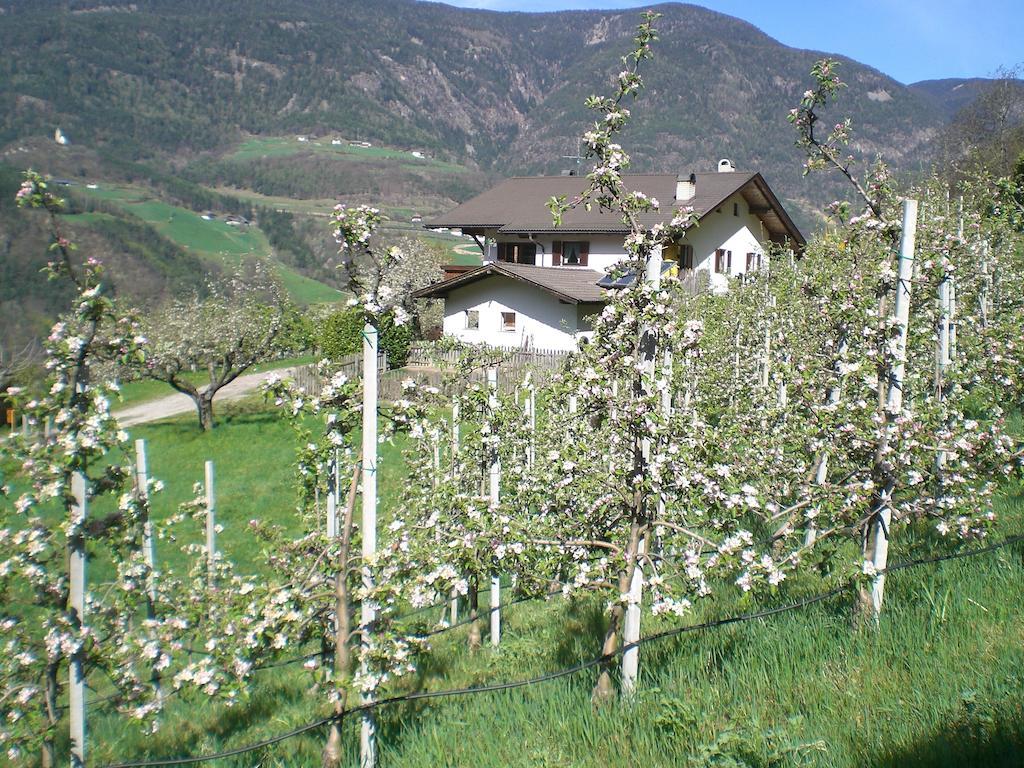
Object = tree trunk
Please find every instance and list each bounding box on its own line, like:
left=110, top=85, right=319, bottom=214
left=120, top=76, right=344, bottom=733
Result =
left=41, top=661, right=59, bottom=768
left=592, top=600, right=625, bottom=705
left=593, top=517, right=642, bottom=705
left=467, top=577, right=481, bottom=652
left=323, top=461, right=360, bottom=768
left=196, top=393, right=215, bottom=431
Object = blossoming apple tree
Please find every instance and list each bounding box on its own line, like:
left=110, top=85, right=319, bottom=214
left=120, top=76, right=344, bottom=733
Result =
left=0, top=172, right=175, bottom=766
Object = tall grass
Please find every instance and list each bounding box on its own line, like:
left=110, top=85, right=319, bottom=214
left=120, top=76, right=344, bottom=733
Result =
left=84, top=452, right=1024, bottom=767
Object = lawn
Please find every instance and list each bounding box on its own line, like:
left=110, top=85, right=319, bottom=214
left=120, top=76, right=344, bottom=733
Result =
left=227, top=136, right=469, bottom=174
left=76, top=185, right=343, bottom=305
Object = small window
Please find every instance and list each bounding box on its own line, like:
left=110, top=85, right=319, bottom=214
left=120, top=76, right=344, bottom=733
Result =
left=466, top=310, right=479, bottom=330
left=562, top=241, right=585, bottom=265
left=497, top=242, right=537, bottom=265
left=680, top=244, right=694, bottom=269
left=553, top=240, right=589, bottom=267
left=733, top=202, right=739, bottom=217
left=501, top=312, right=516, bottom=332
left=715, top=249, right=732, bottom=273
left=745, top=252, right=761, bottom=272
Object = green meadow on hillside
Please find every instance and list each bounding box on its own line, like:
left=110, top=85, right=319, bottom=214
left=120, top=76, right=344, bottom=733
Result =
left=74, top=185, right=343, bottom=305
left=227, top=136, right=470, bottom=175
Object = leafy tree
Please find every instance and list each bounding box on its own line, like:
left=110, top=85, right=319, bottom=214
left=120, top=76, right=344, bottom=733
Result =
left=135, top=261, right=293, bottom=431
left=320, top=306, right=414, bottom=368
left=940, top=65, right=1024, bottom=181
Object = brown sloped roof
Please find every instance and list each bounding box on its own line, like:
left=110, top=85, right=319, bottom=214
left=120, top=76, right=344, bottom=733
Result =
left=424, top=171, right=804, bottom=246
left=411, top=262, right=605, bottom=304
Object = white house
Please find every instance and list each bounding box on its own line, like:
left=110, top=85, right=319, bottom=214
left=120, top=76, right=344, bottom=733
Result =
left=414, top=162, right=804, bottom=350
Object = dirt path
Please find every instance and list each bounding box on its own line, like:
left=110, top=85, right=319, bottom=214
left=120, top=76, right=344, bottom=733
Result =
left=113, top=367, right=299, bottom=427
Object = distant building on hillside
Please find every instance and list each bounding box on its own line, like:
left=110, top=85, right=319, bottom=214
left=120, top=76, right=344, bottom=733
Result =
left=54, top=128, right=69, bottom=145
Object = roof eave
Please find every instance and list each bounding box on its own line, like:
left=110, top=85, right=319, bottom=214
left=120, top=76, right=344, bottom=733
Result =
left=751, top=174, right=806, bottom=248
left=411, top=263, right=593, bottom=304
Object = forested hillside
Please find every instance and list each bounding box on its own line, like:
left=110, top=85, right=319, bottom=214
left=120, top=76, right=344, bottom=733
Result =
left=0, top=0, right=960, bottom=215
left=0, top=0, right=1016, bottom=350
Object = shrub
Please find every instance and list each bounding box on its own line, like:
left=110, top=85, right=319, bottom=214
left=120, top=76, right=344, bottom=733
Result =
left=319, top=307, right=413, bottom=367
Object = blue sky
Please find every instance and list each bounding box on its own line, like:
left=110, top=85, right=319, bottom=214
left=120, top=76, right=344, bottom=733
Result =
left=433, top=0, right=1022, bottom=84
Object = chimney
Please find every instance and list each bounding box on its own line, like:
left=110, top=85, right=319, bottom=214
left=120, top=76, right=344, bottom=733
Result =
left=676, top=172, right=696, bottom=201
left=717, top=158, right=735, bottom=173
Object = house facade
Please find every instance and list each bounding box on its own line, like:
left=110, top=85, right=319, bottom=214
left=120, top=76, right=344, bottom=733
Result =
left=414, top=163, right=804, bottom=350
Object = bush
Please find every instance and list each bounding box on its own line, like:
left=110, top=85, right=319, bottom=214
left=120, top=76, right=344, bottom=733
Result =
left=319, top=307, right=413, bottom=367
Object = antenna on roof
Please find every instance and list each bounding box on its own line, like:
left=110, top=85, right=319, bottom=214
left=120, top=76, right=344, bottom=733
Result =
left=561, top=138, right=583, bottom=175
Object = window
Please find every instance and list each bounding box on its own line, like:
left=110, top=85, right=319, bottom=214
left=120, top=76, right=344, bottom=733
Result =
left=680, top=244, right=694, bottom=269
left=497, top=242, right=537, bottom=265
left=553, top=240, right=589, bottom=266
left=501, top=312, right=516, bottom=332
left=715, top=249, right=732, bottom=273
left=745, top=252, right=761, bottom=272
left=733, top=202, right=739, bottom=216
left=466, top=310, right=479, bottom=330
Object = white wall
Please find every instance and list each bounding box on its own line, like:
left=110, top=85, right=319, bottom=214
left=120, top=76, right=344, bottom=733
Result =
left=682, top=192, right=768, bottom=292
left=441, top=276, right=581, bottom=350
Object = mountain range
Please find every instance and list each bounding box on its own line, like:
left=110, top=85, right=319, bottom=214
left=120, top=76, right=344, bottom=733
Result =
left=0, top=0, right=1010, bottom=348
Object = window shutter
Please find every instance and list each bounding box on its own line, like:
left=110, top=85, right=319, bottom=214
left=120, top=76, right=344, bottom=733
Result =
left=727, top=250, right=732, bottom=270
left=715, top=249, right=724, bottom=272
left=552, top=240, right=562, bottom=266
left=580, top=241, right=589, bottom=266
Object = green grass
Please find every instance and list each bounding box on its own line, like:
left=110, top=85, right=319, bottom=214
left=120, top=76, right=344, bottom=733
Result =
left=76, top=185, right=342, bottom=305
left=81, top=398, right=411, bottom=582
left=227, top=136, right=469, bottom=174
left=87, top=506, right=1024, bottom=767
left=276, top=266, right=344, bottom=305
left=21, top=403, right=1024, bottom=767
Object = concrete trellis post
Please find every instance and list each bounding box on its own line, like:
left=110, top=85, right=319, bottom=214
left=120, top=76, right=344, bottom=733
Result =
left=866, top=198, right=918, bottom=618
left=526, top=383, right=536, bottom=469
left=936, top=267, right=952, bottom=392
left=70, top=472, right=87, bottom=768
left=326, top=451, right=338, bottom=539
left=621, top=244, right=663, bottom=697
left=134, top=441, right=158, bottom=606
left=450, top=397, right=461, bottom=624
left=204, top=460, right=217, bottom=586
left=359, top=322, right=379, bottom=768
left=979, top=240, right=993, bottom=327
left=760, top=295, right=775, bottom=389
left=134, top=439, right=162, bottom=706
left=487, top=367, right=501, bottom=647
